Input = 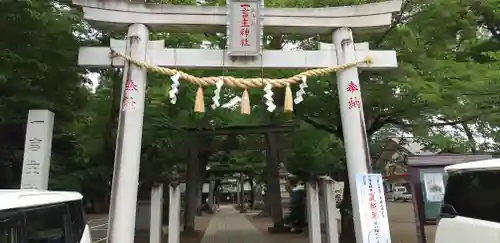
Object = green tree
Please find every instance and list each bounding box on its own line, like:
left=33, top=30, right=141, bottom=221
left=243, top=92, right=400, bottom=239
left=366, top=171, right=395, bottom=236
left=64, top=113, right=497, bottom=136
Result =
left=0, top=1, right=90, bottom=189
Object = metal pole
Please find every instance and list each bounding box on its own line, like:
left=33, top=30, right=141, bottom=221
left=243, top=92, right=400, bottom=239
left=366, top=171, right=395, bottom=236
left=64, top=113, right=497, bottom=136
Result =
left=107, top=23, right=150, bottom=243
left=333, top=27, right=371, bottom=243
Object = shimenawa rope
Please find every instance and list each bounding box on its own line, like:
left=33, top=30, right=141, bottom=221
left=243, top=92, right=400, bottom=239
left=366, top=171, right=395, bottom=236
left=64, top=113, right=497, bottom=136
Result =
left=109, top=49, right=372, bottom=89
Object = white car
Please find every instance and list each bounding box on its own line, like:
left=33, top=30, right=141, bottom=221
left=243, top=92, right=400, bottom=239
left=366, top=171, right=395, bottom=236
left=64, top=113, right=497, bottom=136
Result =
left=393, top=191, right=412, bottom=202
left=0, top=190, right=92, bottom=243
left=435, top=158, right=500, bottom=243
left=387, top=186, right=412, bottom=202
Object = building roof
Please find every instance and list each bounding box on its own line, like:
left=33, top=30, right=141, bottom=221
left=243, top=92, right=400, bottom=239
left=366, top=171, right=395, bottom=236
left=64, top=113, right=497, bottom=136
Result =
left=408, top=154, right=493, bottom=166
left=0, top=190, right=83, bottom=211
left=445, top=158, right=500, bottom=173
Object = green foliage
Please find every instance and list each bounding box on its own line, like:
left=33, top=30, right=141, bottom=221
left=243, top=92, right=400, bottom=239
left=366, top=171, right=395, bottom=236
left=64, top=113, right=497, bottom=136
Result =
left=286, top=122, right=346, bottom=180
left=0, top=0, right=90, bottom=189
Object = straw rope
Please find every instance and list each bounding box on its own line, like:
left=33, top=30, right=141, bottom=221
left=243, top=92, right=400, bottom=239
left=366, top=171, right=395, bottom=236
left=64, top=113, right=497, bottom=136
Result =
left=110, top=49, right=372, bottom=89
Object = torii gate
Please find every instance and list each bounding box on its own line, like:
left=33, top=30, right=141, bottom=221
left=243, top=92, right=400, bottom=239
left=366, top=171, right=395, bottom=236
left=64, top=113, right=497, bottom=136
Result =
left=73, top=0, right=401, bottom=243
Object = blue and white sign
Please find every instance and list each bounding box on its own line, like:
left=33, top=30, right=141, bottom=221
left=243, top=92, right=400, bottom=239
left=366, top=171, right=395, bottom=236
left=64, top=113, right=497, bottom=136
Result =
left=356, top=173, right=391, bottom=243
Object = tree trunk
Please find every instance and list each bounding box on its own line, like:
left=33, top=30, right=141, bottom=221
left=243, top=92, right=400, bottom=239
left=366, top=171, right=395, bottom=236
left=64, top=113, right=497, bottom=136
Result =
left=461, top=122, right=477, bottom=153
left=265, top=132, right=285, bottom=231
left=196, top=152, right=209, bottom=216
left=249, top=176, right=255, bottom=208
left=98, top=71, right=122, bottom=209
left=196, top=183, right=202, bottom=216
left=184, top=142, right=199, bottom=233
left=163, top=185, right=170, bottom=225
left=239, top=173, right=246, bottom=212
left=339, top=175, right=356, bottom=243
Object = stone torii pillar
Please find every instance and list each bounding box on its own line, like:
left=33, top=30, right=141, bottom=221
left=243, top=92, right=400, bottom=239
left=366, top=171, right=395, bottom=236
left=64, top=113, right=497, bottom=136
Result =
left=319, top=176, right=340, bottom=243
left=105, top=24, right=150, bottom=243
left=168, top=183, right=182, bottom=243
left=305, top=181, right=322, bottom=243
left=150, top=184, right=164, bottom=243
left=334, top=27, right=374, bottom=241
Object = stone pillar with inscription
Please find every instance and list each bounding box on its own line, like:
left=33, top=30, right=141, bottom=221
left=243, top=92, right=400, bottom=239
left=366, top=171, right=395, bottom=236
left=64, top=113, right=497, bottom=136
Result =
left=21, top=110, right=55, bottom=190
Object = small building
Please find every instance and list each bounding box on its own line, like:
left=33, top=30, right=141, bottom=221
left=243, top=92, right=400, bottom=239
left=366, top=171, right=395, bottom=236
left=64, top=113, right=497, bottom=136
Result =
left=372, top=137, right=438, bottom=193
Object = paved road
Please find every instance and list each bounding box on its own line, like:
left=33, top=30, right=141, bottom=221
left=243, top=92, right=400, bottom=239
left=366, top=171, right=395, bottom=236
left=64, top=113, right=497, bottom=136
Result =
left=201, top=205, right=271, bottom=243
left=87, top=215, right=109, bottom=242
left=86, top=206, right=268, bottom=243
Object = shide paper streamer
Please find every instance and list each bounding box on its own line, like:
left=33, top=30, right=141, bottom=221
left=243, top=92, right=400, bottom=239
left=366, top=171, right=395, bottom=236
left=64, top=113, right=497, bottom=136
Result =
left=169, top=72, right=181, bottom=104
left=294, top=76, right=308, bottom=104
left=211, top=78, right=224, bottom=110
left=221, top=96, right=242, bottom=109
left=263, top=83, right=276, bottom=112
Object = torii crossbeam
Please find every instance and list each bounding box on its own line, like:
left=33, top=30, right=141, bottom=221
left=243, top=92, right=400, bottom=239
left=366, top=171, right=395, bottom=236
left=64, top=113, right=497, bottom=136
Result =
left=79, top=39, right=397, bottom=69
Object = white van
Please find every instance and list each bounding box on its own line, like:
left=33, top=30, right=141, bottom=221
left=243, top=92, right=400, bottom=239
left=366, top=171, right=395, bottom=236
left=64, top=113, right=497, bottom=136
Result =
left=435, top=158, right=500, bottom=243
left=0, top=190, right=92, bottom=243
